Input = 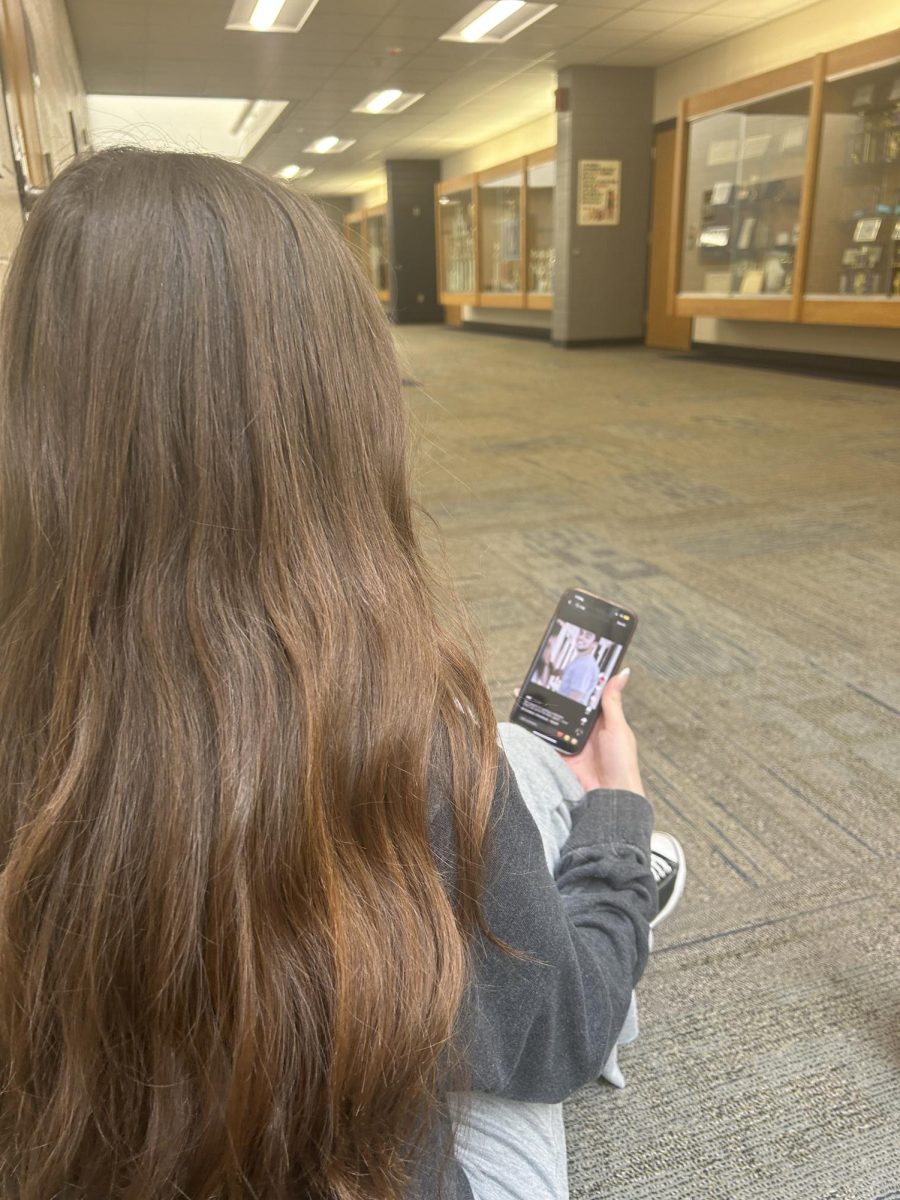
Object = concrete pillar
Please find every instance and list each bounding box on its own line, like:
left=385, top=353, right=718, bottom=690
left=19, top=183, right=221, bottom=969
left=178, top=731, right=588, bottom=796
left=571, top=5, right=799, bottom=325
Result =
left=385, top=159, right=442, bottom=325
left=553, top=66, right=654, bottom=346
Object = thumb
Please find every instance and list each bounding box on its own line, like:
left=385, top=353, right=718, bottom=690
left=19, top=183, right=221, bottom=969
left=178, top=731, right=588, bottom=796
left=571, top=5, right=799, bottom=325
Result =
left=600, top=667, right=631, bottom=726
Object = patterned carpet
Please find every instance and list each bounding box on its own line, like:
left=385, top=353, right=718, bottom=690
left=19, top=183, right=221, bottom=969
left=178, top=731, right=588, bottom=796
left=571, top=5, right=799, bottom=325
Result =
left=396, top=326, right=900, bottom=1200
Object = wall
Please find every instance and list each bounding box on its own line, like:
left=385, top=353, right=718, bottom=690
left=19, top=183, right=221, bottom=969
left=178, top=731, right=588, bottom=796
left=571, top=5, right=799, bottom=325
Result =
left=360, top=183, right=387, bottom=209
left=655, top=0, right=900, bottom=363
left=441, top=112, right=556, bottom=181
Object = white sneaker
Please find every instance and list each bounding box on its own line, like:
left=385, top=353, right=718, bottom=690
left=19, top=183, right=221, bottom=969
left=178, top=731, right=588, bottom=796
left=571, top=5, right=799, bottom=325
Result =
left=649, top=831, right=686, bottom=930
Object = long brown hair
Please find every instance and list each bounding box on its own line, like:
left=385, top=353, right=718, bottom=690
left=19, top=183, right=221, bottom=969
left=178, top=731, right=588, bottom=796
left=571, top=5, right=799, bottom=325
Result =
left=0, top=148, right=499, bottom=1198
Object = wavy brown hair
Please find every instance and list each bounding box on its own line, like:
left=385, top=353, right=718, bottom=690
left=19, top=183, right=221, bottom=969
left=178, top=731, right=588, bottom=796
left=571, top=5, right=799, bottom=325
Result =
left=0, top=148, right=499, bottom=1199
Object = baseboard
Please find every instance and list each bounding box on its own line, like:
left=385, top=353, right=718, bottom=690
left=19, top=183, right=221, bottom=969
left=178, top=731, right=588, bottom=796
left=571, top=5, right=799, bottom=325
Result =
left=691, top=342, right=900, bottom=387
left=458, top=321, right=551, bottom=341
left=551, top=336, right=644, bottom=349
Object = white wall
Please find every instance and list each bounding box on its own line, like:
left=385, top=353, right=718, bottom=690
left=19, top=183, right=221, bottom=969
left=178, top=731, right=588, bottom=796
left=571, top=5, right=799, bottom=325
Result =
left=441, top=113, right=556, bottom=180
left=360, top=184, right=388, bottom=209
left=693, top=319, right=900, bottom=362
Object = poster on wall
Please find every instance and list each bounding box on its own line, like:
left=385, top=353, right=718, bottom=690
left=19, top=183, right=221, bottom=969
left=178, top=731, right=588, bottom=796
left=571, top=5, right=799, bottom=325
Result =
left=577, top=159, right=621, bottom=226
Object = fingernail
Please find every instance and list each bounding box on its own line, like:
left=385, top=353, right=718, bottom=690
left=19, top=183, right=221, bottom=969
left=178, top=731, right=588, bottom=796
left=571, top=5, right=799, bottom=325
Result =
left=619, top=667, right=631, bottom=680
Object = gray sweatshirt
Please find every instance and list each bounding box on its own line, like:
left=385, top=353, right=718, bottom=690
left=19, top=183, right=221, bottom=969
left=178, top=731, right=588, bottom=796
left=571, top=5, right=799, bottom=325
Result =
left=411, top=755, right=656, bottom=1197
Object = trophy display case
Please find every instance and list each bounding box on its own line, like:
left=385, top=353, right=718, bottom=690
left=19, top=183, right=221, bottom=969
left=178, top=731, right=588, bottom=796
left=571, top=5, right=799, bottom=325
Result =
left=678, top=86, right=810, bottom=310
left=366, top=205, right=389, bottom=301
left=669, top=29, right=900, bottom=329
left=526, top=149, right=556, bottom=309
left=478, top=161, right=524, bottom=305
left=803, top=44, right=900, bottom=326
left=436, top=148, right=556, bottom=310
left=436, top=179, right=477, bottom=303
left=342, top=206, right=390, bottom=302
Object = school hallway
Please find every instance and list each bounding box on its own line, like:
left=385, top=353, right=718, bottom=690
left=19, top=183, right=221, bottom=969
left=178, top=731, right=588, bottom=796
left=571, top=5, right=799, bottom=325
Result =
left=398, top=325, right=900, bottom=1200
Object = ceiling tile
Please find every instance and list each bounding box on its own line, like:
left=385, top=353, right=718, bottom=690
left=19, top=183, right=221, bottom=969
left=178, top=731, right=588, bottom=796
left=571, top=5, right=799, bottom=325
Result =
left=637, top=0, right=716, bottom=10
left=600, top=44, right=680, bottom=64
left=372, top=15, right=464, bottom=40
left=671, top=11, right=755, bottom=33
left=548, top=0, right=636, bottom=20
left=600, top=9, right=685, bottom=30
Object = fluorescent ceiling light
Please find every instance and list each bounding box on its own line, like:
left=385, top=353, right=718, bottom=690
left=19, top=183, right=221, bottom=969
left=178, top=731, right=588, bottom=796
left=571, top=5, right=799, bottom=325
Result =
left=226, top=0, right=320, bottom=33
left=461, top=0, right=524, bottom=41
left=441, top=1, right=556, bottom=44
left=352, top=89, right=424, bottom=115
left=304, top=135, right=355, bottom=154
left=277, top=164, right=313, bottom=179
left=249, top=0, right=284, bottom=29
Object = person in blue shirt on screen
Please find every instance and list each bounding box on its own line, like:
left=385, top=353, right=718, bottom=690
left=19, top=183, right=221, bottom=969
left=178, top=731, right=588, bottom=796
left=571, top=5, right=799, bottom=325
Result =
left=558, top=628, right=602, bottom=705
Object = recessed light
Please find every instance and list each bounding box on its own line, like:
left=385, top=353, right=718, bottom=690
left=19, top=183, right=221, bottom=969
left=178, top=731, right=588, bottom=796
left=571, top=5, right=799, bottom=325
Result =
left=277, top=164, right=313, bottom=179
left=440, top=1, right=556, bottom=44
left=352, top=89, right=424, bottom=115
left=250, top=0, right=284, bottom=29
left=226, top=0, right=320, bottom=34
left=304, top=135, right=355, bottom=154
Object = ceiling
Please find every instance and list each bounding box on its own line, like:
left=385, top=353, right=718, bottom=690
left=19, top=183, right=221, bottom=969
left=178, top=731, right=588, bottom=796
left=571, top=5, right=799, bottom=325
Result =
left=66, top=0, right=823, bottom=195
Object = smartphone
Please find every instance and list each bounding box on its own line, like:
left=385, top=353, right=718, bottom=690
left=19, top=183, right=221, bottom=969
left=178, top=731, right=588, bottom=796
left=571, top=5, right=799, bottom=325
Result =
left=509, top=588, right=637, bottom=756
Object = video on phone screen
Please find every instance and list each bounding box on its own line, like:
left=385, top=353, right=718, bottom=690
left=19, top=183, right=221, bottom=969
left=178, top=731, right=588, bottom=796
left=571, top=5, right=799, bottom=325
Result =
left=515, top=595, right=631, bottom=750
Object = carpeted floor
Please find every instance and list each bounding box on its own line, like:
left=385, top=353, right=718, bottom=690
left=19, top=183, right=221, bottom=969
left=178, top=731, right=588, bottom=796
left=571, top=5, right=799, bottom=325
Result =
left=396, top=326, right=900, bottom=1200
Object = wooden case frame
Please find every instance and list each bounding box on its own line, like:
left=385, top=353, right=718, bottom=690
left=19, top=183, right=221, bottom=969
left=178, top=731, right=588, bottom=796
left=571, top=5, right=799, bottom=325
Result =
left=342, top=205, right=390, bottom=302
left=436, top=147, right=556, bottom=310
left=668, top=28, right=900, bottom=329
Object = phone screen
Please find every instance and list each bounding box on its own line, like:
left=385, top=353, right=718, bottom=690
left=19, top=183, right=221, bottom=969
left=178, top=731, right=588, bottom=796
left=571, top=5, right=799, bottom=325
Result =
left=509, top=589, right=637, bottom=755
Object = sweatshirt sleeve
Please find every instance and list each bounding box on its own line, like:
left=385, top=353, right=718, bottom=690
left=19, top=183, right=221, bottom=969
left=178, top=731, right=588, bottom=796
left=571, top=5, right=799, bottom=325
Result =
left=455, top=757, right=656, bottom=1104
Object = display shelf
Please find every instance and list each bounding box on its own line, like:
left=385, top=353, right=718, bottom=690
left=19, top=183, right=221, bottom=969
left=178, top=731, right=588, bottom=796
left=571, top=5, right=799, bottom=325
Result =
left=342, top=206, right=390, bottom=302
left=676, top=80, right=812, bottom=305
left=669, top=28, right=900, bottom=329
left=526, top=148, right=555, bottom=309
left=436, top=176, right=477, bottom=304
left=478, top=160, right=524, bottom=305
left=803, top=45, right=900, bottom=317
left=436, top=148, right=555, bottom=310
left=366, top=206, right=390, bottom=301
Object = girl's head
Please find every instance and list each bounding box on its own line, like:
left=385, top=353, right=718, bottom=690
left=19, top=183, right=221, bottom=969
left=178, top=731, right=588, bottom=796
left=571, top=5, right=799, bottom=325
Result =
left=0, top=148, right=497, bottom=1199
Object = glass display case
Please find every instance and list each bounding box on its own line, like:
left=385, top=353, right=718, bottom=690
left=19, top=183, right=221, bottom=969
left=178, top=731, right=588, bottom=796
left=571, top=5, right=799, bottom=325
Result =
left=526, top=150, right=556, bottom=308
left=679, top=86, right=810, bottom=306
left=670, top=30, right=900, bottom=328
left=478, top=162, right=523, bottom=302
left=366, top=206, right=389, bottom=301
left=437, top=179, right=476, bottom=302
left=436, top=149, right=555, bottom=309
left=343, top=207, right=390, bottom=302
left=805, top=53, right=900, bottom=319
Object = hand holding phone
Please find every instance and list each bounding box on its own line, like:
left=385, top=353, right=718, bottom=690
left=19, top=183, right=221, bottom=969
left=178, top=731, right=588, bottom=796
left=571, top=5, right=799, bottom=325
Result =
left=559, top=668, right=644, bottom=796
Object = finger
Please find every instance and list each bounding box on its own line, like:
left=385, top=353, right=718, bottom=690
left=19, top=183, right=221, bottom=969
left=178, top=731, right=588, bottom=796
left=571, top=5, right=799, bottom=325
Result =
left=599, top=668, right=631, bottom=729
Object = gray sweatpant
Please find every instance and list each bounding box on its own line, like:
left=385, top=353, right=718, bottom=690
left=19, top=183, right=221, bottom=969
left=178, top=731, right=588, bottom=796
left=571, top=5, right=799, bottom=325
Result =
left=448, top=723, right=639, bottom=1200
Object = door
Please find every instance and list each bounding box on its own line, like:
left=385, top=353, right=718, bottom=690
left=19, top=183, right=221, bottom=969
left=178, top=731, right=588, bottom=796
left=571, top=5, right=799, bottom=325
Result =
left=645, top=126, right=692, bottom=351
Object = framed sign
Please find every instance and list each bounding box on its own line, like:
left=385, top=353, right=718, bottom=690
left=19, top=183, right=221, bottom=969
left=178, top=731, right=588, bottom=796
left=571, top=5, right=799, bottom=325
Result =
left=577, top=159, right=620, bottom=226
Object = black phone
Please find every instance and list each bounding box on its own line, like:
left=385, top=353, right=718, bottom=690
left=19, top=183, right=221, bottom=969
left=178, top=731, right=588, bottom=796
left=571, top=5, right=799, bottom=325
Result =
left=509, top=588, right=638, bottom=756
